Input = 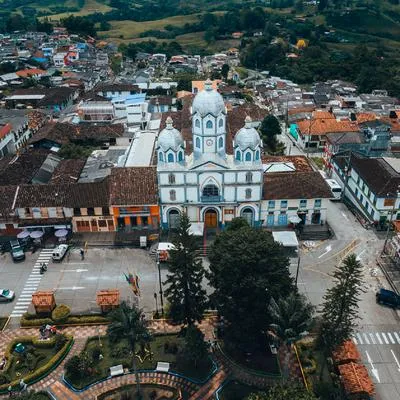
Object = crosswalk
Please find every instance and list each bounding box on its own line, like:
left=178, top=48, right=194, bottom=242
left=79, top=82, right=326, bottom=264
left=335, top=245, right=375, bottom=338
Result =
left=353, top=331, right=400, bottom=346
left=10, top=249, right=53, bottom=318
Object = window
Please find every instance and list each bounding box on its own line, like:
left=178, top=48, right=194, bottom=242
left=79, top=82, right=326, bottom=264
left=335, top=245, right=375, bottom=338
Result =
left=245, top=152, right=252, bottom=162
left=87, top=207, right=95, bottom=216
left=218, top=137, right=223, bottom=148
left=178, top=152, right=184, bottom=162
left=196, top=137, right=201, bottom=148
left=142, top=216, right=148, bottom=226
left=245, top=172, right=253, bottom=183
left=219, top=119, right=223, bottom=127
left=159, top=152, right=164, bottom=162
left=102, top=207, right=110, bottom=216
left=167, top=153, right=174, bottom=162
left=170, top=190, right=176, bottom=201
left=91, top=219, right=97, bottom=227
left=130, top=216, right=137, bottom=226
left=73, top=208, right=81, bottom=216
left=268, top=200, right=275, bottom=209
left=300, top=199, right=307, bottom=208
left=235, top=151, right=241, bottom=161
left=314, top=199, right=322, bottom=208
left=281, top=200, right=288, bottom=209
left=195, top=119, right=200, bottom=128
left=203, top=184, right=219, bottom=197
left=168, top=173, right=175, bottom=184
left=245, top=189, right=252, bottom=199
left=98, top=220, right=107, bottom=227
left=206, top=120, right=213, bottom=129
left=255, top=150, right=260, bottom=160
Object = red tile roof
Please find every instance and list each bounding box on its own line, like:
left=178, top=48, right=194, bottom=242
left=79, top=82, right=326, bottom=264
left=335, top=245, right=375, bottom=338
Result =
left=297, top=118, right=359, bottom=136
left=16, top=69, right=46, bottom=78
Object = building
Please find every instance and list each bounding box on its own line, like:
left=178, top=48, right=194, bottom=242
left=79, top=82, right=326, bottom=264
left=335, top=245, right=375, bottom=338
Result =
left=157, top=80, right=264, bottom=229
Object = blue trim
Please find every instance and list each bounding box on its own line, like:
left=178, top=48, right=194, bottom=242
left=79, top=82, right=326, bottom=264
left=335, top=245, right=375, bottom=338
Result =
left=215, top=378, right=231, bottom=400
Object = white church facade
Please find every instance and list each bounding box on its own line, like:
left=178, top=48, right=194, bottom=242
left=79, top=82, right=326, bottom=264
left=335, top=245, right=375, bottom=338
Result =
left=156, top=80, right=264, bottom=229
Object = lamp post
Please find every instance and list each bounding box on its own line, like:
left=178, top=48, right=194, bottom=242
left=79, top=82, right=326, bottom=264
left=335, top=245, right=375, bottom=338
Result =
left=154, top=292, right=159, bottom=317
left=382, top=186, right=400, bottom=255
left=295, top=249, right=300, bottom=287
left=156, top=254, right=164, bottom=317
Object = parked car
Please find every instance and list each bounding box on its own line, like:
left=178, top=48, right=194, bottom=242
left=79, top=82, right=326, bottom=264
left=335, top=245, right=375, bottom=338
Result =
left=10, top=240, right=25, bottom=262
left=376, top=288, right=400, bottom=308
left=0, top=289, right=15, bottom=302
left=52, top=244, right=69, bottom=262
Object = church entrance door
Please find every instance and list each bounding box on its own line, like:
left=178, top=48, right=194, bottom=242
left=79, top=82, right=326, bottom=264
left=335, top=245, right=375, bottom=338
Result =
left=204, top=209, right=218, bottom=228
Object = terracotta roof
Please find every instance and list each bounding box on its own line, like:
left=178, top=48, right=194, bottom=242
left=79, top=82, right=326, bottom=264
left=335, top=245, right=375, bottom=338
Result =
left=338, top=362, right=374, bottom=396
left=313, top=110, right=335, bottom=119
left=262, top=155, right=313, bottom=172
left=288, top=106, right=315, bottom=116
left=16, top=69, right=46, bottom=78
left=109, top=167, right=158, bottom=206
left=192, top=80, right=221, bottom=92
left=297, top=118, right=360, bottom=136
left=0, top=123, right=12, bottom=140
left=381, top=116, right=400, bottom=133
left=263, top=171, right=332, bottom=200
left=334, top=153, right=400, bottom=196
left=332, top=340, right=361, bottom=365
left=0, top=186, right=18, bottom=218
left=356, top=112, right=377, bottom=124
left=49, top=159, right=86, bottom=184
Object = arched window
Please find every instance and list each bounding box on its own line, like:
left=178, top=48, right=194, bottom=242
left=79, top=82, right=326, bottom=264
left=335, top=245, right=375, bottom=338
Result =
left=167, top=153, right=174, bottom=163
left=255, top=150, right=260, bottom=160
left=168, top=173, right=175, bottom=184
left=170, top=190, right=176, bottom=201
left=245, top=152, right=252, bottom=162
left=245, top=171, right=252, bottom=183
left=195, top=119, right=200, bottom=128
left=168, top=209, right=180, bottom=228
left=178, top=151, right=184, bottom=162
left=202, top=184, right=219, bottom=197
left=235, top=150, right=241, bottom=161
left=245, top=189, right=252, bottom=199
left=206, top=120, right=213, bottom=129
left=218, top=119, right=223, bottom=128
left=241, top=207, right=254, bottom=226
left=218, top=137, right=223, bottom=149
left=195, top=137, right=201, bottom=148
left=159, top=152, right=164, bottom=162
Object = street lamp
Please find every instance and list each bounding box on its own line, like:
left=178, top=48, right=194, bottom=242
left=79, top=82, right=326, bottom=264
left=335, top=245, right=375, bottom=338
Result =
left=153, top=292, right=159, bottom=317
left=382, top=186, right=400, bottom=255
left=156, top=253, right=164, bottom=317
left=295, top=248, right=300, bottom=287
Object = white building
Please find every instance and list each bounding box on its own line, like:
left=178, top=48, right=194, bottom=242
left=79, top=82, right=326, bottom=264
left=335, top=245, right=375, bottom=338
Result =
left=157, top=80, right=263, bottom=229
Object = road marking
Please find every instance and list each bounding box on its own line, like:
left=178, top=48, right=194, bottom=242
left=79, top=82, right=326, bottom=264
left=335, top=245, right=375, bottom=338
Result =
left=391, top=349, right=400, bottom=372
left=318, top=245, right=332, bottom=259
left=366, top=351, right=380, bottom=383
left=27, top=278, right=42, bottom=281
left=352, top=337, right=358, bottom=345
left=16, top=301, right=31, bottom=305
left=13, top=306, right=29, bottom=309
left=382, top=332, right=389, bottom=344
left=363, top=333, right=370, bottom=345
left=388, top=332, right=396, bottom=344
left=56, top=286, right=86, bottom=290
left=341, top=212, right=349, bottom=221
left=356, top=249, right=366, bottom=261
left=19, top=294, right=32, bottom=298
left=369, top=333, right=376, bottom=344
left=66, top=262, right=90, bottom=265
left=375, top=333, right=383, bottom=344
left=394, top=332, right=400, bottom=344
left=10, top=314, right=23, bottom=317
left=60, top=269, right=88, bottom=273
left=356, top=333, right=363, bottom=345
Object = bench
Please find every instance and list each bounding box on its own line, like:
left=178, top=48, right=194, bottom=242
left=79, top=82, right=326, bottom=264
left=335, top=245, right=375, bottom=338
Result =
left=156, top=362, right=170, bottom=372
left=110, top=364, right=124, bottom=377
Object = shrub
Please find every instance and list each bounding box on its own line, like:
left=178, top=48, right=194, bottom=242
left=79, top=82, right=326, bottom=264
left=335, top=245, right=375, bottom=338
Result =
left=65, top=355, right=81, bottom=380
left=51, top=305, right=71, bottom=323
left=0, top=373, right=10, bottom=385
left=54, top=334, right=68, bottom=352
left=91, top=346, right=102, bottom=362
left=150, top=390, right=157, bottom=400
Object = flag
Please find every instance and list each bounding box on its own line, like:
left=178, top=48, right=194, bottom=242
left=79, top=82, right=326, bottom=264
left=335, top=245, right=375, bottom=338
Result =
left=124, top=272, right=140, bottom=296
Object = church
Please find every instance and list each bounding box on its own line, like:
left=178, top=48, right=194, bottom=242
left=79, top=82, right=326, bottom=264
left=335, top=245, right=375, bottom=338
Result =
left=156, top=80, right=264, bottom=230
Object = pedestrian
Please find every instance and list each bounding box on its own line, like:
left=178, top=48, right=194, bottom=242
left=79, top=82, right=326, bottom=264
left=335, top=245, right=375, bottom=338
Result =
left=80, top=248, right=84, bottom=260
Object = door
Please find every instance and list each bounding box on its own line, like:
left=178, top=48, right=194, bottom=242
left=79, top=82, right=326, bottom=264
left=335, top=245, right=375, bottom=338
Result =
left=278, top=213, right=287, bottom=226
left=267, top=213, right=275, bottom=226
left=205, top=210, right=218, bottom=228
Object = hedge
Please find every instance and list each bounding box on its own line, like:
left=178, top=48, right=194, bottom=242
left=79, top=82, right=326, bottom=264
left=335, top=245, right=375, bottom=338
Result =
left=20, top=313, right=109, bottom=327
left=0, top=335, right=73, bottom=393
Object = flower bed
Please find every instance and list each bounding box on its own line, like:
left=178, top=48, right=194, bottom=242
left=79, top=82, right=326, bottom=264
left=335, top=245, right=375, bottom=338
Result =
left=20, top=312, right=109, bottom=327
left=0, top=334, right=73, bottom=393
left=65, top=333, right=214, bottom=390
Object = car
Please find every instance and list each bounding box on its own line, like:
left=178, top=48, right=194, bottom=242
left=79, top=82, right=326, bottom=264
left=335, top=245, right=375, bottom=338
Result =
left=10, top=239, right=25, bottom=262
left=376, top=288, right=400, bottom=308
left=0, top=289, right=15, bottom=302
left=52, top=244, right=69, bottom=262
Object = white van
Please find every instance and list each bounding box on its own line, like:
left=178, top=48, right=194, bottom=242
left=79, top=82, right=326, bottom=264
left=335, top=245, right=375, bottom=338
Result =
left=52, top=244, right=69, bottom=262
left=325, top=179, right=342, bottom=201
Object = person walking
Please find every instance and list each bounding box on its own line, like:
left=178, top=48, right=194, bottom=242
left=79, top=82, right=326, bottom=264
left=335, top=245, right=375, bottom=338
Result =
left=80, top=248, right=84, bottom=260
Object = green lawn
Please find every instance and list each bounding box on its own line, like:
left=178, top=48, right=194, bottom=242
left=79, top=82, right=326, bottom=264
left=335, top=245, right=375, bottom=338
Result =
left=218, top=381, right=263, bottom=400
left=66, top=334, right=214, bottom=389
left=42, top=0, right=113, bottom=20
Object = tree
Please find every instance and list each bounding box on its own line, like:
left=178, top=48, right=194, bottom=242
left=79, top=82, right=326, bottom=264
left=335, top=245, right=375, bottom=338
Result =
left=318, top=254, right=364, bottom=353
left=182, top=325, right=208, bottom=367
left=268, top=293, right=314, bottom=378
left=247, top=383, right=318, bottom=400
left=107, top=302, right=151, bottom=399
left=259, top=114, right=282, bottom=152
left=208, top=226, right=294, bottom=350
left=164, top=214, right=207, bottom=326
left=226, top=217, right=249, bottom=231
left=221, top=64, right=230, bottom=81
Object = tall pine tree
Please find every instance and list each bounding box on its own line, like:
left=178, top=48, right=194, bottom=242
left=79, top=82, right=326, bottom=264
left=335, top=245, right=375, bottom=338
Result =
left=164, top=214, right=207, bottom=326
left=318, top=253, right=364, bottom=352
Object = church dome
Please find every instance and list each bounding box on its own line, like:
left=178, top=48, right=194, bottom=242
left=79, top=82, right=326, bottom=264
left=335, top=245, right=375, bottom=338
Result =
left=157, top=117, right=184, bottom=151
left=192, top=80, right=225, bottom=117
left=234, top=116, right=262, bottom=150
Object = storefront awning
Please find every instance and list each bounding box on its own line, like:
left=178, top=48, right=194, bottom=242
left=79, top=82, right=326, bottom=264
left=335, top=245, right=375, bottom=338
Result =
left=272, top=231, right=299, bottom=248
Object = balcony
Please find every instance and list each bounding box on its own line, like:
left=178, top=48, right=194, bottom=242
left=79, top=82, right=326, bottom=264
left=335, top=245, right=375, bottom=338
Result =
left=201, top=195, right=223, bottom=203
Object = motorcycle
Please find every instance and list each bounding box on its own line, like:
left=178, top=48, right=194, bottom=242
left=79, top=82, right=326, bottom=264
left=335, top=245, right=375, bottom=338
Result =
left=40, top=263, right=47, bottom=274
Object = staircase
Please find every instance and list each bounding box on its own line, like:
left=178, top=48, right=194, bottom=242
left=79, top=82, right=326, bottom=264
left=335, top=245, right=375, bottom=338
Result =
left=300, top=224, right=332, bottom=241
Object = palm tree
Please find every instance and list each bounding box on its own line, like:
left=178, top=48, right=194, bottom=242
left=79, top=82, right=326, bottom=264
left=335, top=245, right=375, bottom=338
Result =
left=107, top=301, right=151, bottom=399
left=268, top=293, right=314, bottom=379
